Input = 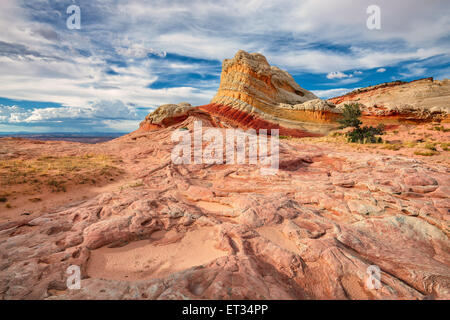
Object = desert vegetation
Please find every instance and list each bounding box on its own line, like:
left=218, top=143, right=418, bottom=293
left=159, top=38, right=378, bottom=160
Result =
left=338, top=104, right=385, bottom=143
left=0, top=154, right=123, bottom=207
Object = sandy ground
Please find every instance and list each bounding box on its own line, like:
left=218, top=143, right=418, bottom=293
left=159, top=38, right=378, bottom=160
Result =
left=0, top=179, right=134, bottom=223
left=86, top=227, right=227, bottom=281
left=257, top=225, right=299, bottom=253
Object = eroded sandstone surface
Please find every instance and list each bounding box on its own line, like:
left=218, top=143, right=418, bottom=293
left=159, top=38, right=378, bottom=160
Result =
left=0, top=113, right=449, bottom=300
left=329, top=78, right=450, bottom=123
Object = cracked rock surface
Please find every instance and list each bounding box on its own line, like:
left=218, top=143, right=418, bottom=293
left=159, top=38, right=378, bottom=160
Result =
left=0, top=115, right=449, bottom=300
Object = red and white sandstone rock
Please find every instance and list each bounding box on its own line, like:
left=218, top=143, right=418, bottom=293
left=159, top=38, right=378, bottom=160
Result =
left=0, top=114, right=449, bottom=300
left=329, top=78, right=450, bottom=122
left=139, top=51, right=449, bottom=138
left=139, top=102, right=193, bottom=130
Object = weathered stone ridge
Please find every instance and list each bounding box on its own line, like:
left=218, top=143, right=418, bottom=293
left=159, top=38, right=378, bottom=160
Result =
left=329, top=78, right=450, bottom=122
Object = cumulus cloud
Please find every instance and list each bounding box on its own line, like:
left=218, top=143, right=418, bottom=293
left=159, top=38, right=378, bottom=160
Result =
left=377, top=68, right=387, bottom=73
left=0, top=105, right=29, bottom=123
left=326, top=71, right=353, bottom=79
left=0, top=100, right=142, bottom=124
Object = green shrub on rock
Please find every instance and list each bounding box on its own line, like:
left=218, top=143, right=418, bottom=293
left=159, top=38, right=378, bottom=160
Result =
left=338, top=104, right=384, bottom=144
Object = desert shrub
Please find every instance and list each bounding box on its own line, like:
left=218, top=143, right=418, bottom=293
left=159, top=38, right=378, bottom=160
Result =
left=338, top=104, right=384, bottom=144
left=404, top=141, right=417, bottom=148
left=424, top=142, right=437, bottom=151
left=347, top=126, right=384, bottom=143
left=47, top=179, right=67, bottom=192
left=330, top=131, right=343, bottom=137
left=338, top=103, right=362, bottom=129
left=432, top=126, right=450, bottom=132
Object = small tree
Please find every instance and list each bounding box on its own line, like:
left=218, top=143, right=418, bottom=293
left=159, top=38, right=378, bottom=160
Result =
left=338, top=103, right=362, bottom=129
left=338, top=103, right=384, bottom=144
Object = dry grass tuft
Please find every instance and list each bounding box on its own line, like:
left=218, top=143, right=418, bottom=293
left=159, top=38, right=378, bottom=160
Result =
left=382, top=143, right=402, bottom=151
left=414, top=150, right=439, bottom=156
left=0, top=154, right=123, bottom=193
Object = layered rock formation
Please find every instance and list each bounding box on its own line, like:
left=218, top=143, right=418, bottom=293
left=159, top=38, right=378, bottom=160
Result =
left=1, top=50, right=449, bottom=301
left=138, top=51, right=450, bottom=138
left=329, top=78, right=450, bottom=123
left=138, top=51, right=449, bottom=138
left=203, top=50, right=340, bottom=136
left=139, top=50, right=341, bottom=137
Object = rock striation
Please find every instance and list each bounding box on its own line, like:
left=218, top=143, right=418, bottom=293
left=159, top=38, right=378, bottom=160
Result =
left=201, top=51, right=340, bottom=136
left=138, top=51, right=449, bottom=136
left=329, top=78, right=450, bottom=123
left=139, top=50, right=341, bottom=137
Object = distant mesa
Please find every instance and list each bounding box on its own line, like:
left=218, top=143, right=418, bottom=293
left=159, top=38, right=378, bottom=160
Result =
left=138, top=50, right=450, bottom=136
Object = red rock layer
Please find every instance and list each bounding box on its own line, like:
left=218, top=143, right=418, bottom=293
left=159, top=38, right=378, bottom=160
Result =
left=198, top=103, right=322, bottom=138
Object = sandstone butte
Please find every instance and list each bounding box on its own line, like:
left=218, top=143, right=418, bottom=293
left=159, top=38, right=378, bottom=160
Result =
left=0, top=50, right=449, bottom=300
left=138, top=50, right=450, bottom=137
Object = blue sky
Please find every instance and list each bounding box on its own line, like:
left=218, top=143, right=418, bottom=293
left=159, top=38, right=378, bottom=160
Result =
left=0, top=0, right=449, bottom=133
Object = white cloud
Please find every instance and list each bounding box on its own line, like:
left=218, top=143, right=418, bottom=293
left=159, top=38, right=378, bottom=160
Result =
left=0, top=105, right=31, bottom=123
left=376, top=68, right=387, bottom=73
left=326, top=71, right=352, bottom=79
left=115, top=40, right=166, bottom=59
left=0, top=100, right=142, bottom=124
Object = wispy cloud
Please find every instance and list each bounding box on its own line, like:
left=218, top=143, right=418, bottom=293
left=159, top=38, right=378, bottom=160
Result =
left=312, top=88, right=357, bottom=99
